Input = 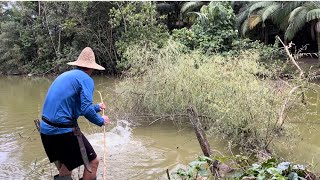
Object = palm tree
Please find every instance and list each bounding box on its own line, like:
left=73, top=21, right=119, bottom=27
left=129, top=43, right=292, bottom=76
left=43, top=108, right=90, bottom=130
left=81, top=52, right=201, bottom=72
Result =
left=180, top=1, right=207, bottom=25
left=237, top=1, right=281, bottom=42
left=282, top=2, right=320, bottom=59
left=237, top=1, right=320, bottom=58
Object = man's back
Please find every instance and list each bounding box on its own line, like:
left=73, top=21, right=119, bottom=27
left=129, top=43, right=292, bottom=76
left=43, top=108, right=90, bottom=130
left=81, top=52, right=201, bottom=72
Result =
left=40, top=69, right=93, bottom=135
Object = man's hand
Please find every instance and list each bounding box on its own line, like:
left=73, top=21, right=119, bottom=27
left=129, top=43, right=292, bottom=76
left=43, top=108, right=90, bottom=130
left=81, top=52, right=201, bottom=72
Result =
left=99, top=103, right=106, bottom=111
left=102, top=115, right=110, bottom=125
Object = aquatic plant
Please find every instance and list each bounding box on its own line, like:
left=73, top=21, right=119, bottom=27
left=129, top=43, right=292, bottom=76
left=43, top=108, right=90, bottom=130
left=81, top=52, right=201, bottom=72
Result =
left=171, top=155, right=317, bottom=180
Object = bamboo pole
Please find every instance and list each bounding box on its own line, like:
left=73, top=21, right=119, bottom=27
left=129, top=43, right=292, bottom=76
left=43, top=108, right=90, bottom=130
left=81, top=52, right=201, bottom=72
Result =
left=97, top=91, right=106, bottom=180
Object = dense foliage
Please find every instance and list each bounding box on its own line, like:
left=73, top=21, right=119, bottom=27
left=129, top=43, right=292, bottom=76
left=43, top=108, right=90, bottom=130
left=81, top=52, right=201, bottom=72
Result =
left=109, top=2, right=169, bottom=71
left=172, top=155, right=316, bottom=179
left=172, top=2, right=237, bottom=54
left=171, top=2, right=283, bottom=62
left=0, top=1, right=118, bottom=75
left=1, top=1, right=315, bottom=75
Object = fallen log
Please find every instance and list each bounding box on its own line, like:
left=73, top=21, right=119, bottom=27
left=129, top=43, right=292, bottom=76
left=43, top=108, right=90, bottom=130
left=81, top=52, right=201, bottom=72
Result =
left=187, top=106, right=220, bottom=177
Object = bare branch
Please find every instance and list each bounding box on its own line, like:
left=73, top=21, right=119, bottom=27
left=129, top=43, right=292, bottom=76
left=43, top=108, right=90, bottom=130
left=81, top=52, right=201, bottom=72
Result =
left=276, top=36, right=304, bottom=78
left=277, top=85, right=301, bottom=128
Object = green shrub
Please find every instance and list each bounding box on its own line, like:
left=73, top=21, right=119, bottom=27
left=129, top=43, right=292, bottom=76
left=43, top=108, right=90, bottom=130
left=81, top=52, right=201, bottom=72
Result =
left=110, top=2, right=169, bottom=71
left=172, top=2, right=237, bottom=54
left=114, top=40, right=303, bottom=152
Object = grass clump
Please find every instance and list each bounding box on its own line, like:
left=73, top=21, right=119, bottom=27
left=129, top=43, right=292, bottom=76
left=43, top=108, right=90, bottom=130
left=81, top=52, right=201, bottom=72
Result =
left=114, top=40, right=303, bottom=153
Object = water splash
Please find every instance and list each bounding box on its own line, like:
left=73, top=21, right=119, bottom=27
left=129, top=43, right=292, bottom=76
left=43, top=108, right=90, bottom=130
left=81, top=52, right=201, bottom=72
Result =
left=87, top=120, right=170, bottom=180
left=88, top=120, right=132, bottom=150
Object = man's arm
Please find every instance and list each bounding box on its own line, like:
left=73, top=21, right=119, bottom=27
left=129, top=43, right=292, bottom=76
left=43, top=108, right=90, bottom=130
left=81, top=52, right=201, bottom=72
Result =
left=80, top=78, right=104, bottom=126
left=93, top=103, right=105, bottom=113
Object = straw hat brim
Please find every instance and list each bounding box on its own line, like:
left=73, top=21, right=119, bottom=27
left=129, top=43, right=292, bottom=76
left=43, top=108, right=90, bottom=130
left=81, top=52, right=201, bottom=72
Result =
left=67, top=61, right=105, bottom=70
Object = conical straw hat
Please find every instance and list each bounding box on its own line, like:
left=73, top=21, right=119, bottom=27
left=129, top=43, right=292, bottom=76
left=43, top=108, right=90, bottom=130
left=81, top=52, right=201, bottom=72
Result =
left=67, top=47, right=105, bottom=70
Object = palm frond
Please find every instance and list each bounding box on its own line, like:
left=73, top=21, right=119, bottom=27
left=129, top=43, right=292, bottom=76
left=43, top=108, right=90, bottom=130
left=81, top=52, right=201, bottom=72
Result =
left=272, top=1, right=303, bottom=25
left=238, top=1, right=255, bottom=14
left=288, top=6, right=306, bottom=23
left=248, top=1, right=275, bottom=16
left=248, top=15, right=262, bottom=30
left=236, top=9, right=249, bottom=27
left=283, top=1, right=305, bottom=12
left=285, top=8, right=308, bottom=41
left=279, top=15, right=289, bottom=31
left=189, top=12, right=208, bottom=24
left=261, top=4, right=281, bottom=22
left=241, top=18, right=249, bottom=36
left=304, top=1, right=320, bottom=10
left=307, top=9, right=320, bottom=22
left=180, top=1, right=205, bottom=15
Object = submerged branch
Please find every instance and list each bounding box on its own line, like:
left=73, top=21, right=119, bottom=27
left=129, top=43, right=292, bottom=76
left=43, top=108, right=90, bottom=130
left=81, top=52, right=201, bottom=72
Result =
left=277, top=85, right=301, bottom=128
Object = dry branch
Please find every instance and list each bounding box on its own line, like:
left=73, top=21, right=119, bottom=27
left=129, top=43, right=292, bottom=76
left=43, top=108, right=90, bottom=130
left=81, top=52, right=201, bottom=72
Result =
left=276, top=36, right=304, bottom=78
left=277, top=85, right=301, bottom=127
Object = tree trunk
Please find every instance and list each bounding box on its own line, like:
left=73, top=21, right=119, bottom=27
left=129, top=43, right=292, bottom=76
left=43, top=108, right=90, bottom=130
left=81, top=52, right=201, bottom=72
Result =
left=264, top=26, right=268, bottom=44
left=317, top=31, right=320, bottom=61
left=316, top=21, right=320, bottom=62
left=187, top=106, right=220, bottom=177
left=38, top=1, right=41, bottom=15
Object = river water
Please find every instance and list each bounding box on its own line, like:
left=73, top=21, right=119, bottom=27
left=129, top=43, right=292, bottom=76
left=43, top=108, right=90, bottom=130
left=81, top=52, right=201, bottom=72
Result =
left=0, top=76, right=319, bottom=179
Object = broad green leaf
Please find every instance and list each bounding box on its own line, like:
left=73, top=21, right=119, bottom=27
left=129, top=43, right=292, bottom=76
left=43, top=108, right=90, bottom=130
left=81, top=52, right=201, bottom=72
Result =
left=288, top=172, right=298, bottom=180
left=306, top=9, right=320, bottom=22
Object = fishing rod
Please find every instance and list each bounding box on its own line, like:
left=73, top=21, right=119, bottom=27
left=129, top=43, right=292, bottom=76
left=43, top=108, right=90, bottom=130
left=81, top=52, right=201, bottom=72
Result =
left=97, top=91, right=106, bottom=180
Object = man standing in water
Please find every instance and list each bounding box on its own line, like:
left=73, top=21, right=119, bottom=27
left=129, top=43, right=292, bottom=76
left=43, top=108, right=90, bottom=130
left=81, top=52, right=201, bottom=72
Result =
left=40, top=47, right=109, bottom=180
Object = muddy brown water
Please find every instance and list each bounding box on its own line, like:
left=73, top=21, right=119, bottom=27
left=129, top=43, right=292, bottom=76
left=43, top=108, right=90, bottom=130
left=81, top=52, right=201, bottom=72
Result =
left=0, top=76, right=319, bottom=179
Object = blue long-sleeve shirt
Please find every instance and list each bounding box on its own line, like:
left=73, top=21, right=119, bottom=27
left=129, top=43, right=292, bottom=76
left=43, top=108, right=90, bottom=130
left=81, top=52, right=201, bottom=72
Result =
left=40, top=69, right=104, bottom=135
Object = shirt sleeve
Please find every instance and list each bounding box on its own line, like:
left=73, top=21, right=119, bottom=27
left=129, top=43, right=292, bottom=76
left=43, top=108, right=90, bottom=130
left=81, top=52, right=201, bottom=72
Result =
left=94, top=104, right=101, bottom=112
left=80, top=78, right=104, bottom=126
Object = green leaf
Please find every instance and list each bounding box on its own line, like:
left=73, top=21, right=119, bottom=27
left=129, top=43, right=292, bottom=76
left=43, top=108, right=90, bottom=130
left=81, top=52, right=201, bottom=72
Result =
left=237, top=9, right=249, bottom=27
left=266, top=167, right=281, bottom=175
left=272, top=1, right=303, bottom=25
left=261, top=4, right=281, bottom=22
left=241, top=18, right=249, bottom=36
left=181, top=1, right=205, bottom=15
left=257, top=173, right=266, bottom=180
left=288, top=172, right=299, bottom=180
left=198, top=168, right=209, bottom=176
left=248, top=1, right=275, bottom=16
left=306, top=9, right=320, bottom=22
left=225, top=170, right=244, bottom=178
left=285, top=8, right=308, bottom=41
left=189, top=160, right=206, bottom=167
left=277, top=162, right=291, bottom=171
left=288, top=6, right=306, bottom=23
